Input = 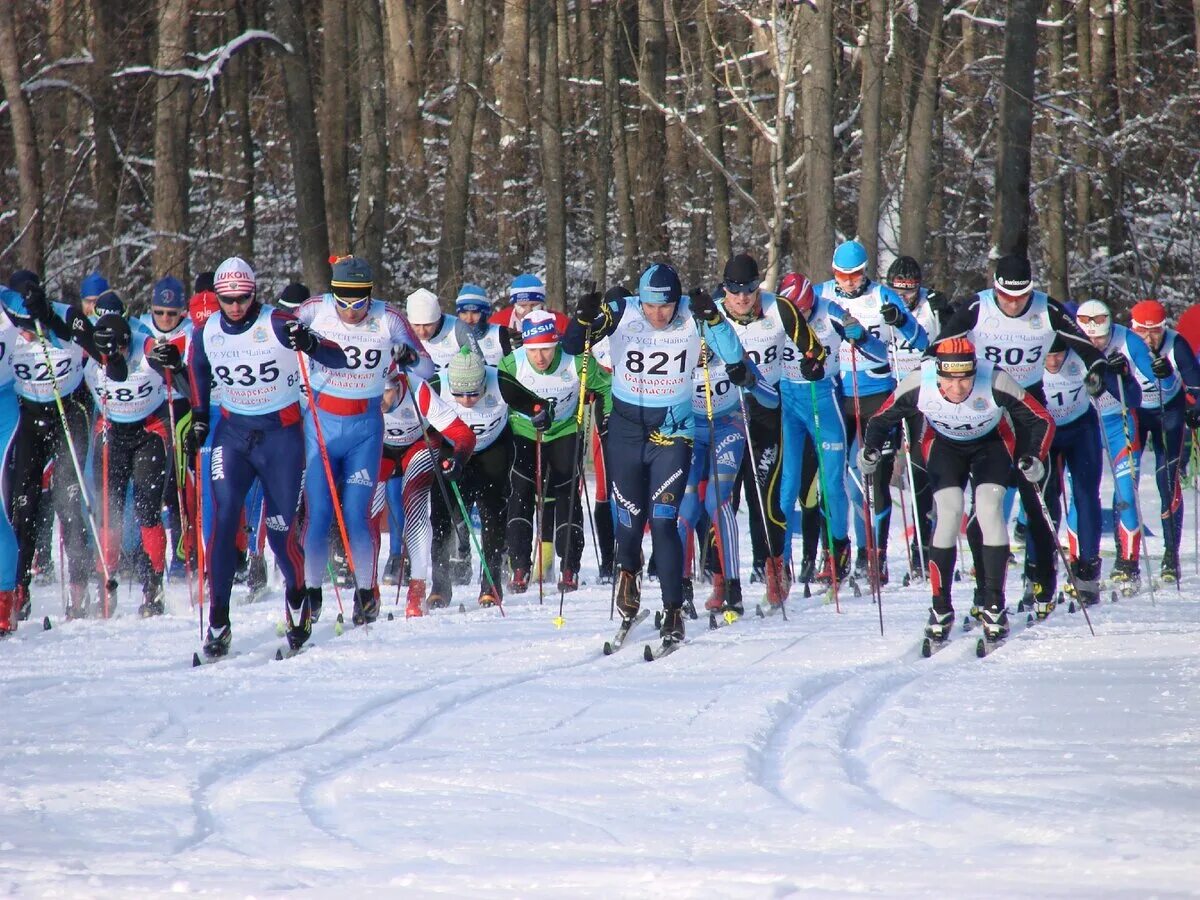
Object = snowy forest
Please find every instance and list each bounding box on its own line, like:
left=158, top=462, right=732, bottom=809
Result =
left=1, top=0, right=1198, bottom=314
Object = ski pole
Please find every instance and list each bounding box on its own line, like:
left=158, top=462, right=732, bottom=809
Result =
left=735, top=386, right=786, bottom=618
left=31, top=323, right=118, bottom=596
left=700, top=335, right=734, bottom=617
left=296, top=354, right=354, bottom=621
left=1155, top=375, right=1184, bottom=593
left=163, top=373, right=195, bottom=610
left=849, top=344, right=884, bottom=634
left=1114, top=375, right=1156, bottom=605
left=534, top=428, right=545, bottom=605
left=580, top=414, right=603, bottom=576
left=807, top=379, right=841, bottom=612
left=885, top=336, right=926, bottom=582
left=1192, top=430, right=1199, bottom=575
left=1026, top=468, right=1095, bottom=637
left=194, top=447, right=206, bottom=643
left=400, top=371, right=505, bottom=617
left=554, top=313, right=594, bottom=628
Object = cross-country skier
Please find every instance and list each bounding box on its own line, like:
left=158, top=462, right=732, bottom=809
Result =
left=860, top=338, right=1054, bottom=645
left=562, top=264, right=746, bottom=653
left=500, top=309, right=612, bottom=594
left=490, top=274, right=568, bottom=355
left=716, top=253, right=825, bottom=605
left=821, top=240, right=930, bottom=584
left=187, top=256, right=349, bottom=658
left=294, top=255, right=433, bottom=626
left=454, top=284, right=505, bottom=363
left=0, top=277, right=35, bottom=634
left=932, top=254, right=1105, bottom=608
left=1125, top=299, right=1200, bottom=582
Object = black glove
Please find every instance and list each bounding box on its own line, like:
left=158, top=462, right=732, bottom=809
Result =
left=148, top=341, right=183, bottom=372
left=185, top=416, right=209, bottom=457
left=1018, top=455, right=1045, bottom=483
left=283, top=319, right=318, bottom=353
left=724, top=360, right=756, bottom=389
left=799, top=354, right=825, bottom=382
left=603, top=285, right=629, bottom=305
left=576, top=286, right=602, bottom=323
left=530, top=402, right=554, bottom=433
left=1106, top=351, right=1129, bottom=378
left=858, top=447, right=881, bottom=475
left=1151, top=354, right=1173, bottom=379
left=1085, top=363, right=1106, bottom=398
left=690, top=287, right=719, bottom=323
left=925, top=290, right=952, bottom=318
left=23, top=284, right=50, bottom=322
left=881, top=303, right=905, bottom=327
left=393, top=342, right=420, bottom=369
left=440, top=456, right=464, bottom=482
left=1186, top=407, right=1200, bottom=430
left=93, top=314, right=130, bottom=357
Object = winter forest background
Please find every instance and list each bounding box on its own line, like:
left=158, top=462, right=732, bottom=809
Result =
left=0, top=0, right=1198, bottom=316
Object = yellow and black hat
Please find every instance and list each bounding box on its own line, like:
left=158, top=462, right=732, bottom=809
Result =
left=330, top=255, right=373, bottom=300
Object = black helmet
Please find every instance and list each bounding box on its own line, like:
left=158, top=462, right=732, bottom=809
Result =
left=886, top=256, right=922, bottom=291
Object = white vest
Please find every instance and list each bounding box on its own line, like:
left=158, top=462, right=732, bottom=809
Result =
left=13, top=330, right=85, bottom=403
left=726, top=293, right=785, bottom=386
left=201, top=305, right=300, bottom=415
left=784, top=299, right=839, bottom=384
left=300, top=296, right=398, bottom=398
left=85, top=342, right=166, bottom=424
left=917, top=359, right=1004, bottom=441
left=609, top=300, right=699, bottom=407
left=891, top=297, right=938, bottom=380
left=971, top=290, right=1054, bottom=388
left=1042, top=352, right=1092, bottom=425
left=438, top=367, right=508, bottom=451
left=511, top=348, right=580, bottom=424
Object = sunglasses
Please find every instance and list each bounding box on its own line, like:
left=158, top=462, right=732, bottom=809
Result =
left=1077, top=313, right=1109, bottom=325
left=834, top=270, right=864, bottom=282
left=218, top=292, right=254, bottom=305
left=451, top=390, right=481, bottom=399
left=723, top=281, right=760, bottom=296
left=152, top=308, right=182, bottom=317
left=333, top=293, right=370, bottom=311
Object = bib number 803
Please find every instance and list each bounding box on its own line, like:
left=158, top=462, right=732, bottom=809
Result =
left=983, top=345, right=1041, bottom=367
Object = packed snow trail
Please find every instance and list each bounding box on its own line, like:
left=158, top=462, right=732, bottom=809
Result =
left=2, top=547, right=1199, bottom=897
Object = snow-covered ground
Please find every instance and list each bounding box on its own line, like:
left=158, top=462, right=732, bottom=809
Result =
left=3, top=486, right=1200, bottom=898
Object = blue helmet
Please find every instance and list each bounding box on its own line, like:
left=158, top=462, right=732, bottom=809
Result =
left=638, top=263, right=682, bottom=306
left=832, top=240, right=868, bottom=274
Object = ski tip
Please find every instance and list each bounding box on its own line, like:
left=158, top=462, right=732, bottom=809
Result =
left=708, top=612, right=719, bottom=631
left=458, top=603, right=466, bottom=614
left=755, top=605, right=765, bottom=618
left=803, top=584, right=812, bottom=598
left=275, top=648, right=284, bottom=660
left=603, top=642, right=614, bottom=656
left=1069, top=601, right=1077, bottom=613
left=975, top=638, right=987, bottom=658
left=191, top=652, right=202, bottom=668
left=387, top=612, right=394, bottom=621
left=42, top=616, right=52, bottom=631
left=902, top=574, right=911, bottom=587
left=643, top=644, right=654, bottom=662
left=953, top=569, right=962, bottom=582
left=336, top=612, right=345, bottom=625
left=921, top=638, right=932, bottom=658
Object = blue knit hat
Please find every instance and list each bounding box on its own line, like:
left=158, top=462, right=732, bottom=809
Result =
left=638, top=263, right=682, bottom=306
left=81, top=271, right=109, bottom=299
left=152, top=276, right=185, bottom=309
left=509, top=274, right=545, bottom=304
left=456, top=283, right=489, bottom=313
left=95, top=291, right=125, bottom=317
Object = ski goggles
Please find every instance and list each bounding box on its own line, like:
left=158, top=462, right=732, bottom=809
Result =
left=450, top=389, right=482, bottom=399
left=216, top=292, right=254, bottom=306
left=1076, top=312, right=1109, bottom=326
left=333, top=292, right=370, bottom=311
left=722, top=280, right=760, bottom=296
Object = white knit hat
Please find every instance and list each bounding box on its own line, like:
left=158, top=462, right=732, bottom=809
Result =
left=406, top=288, right=441, bottom=325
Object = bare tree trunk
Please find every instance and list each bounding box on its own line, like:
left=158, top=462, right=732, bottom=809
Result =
left=1042, top=0, right=1070, bottom=299
left=381, top=0, right=426, bottom=173
left=44, top=0, right=71, bottom=197
left=152, top=0, right=191, bottom=281
left=992, top=0, right=1038, bottom=258
left=321, top=0, right=351, bottom=253
left=635, top=0, right=669, bottom=257
left=276, top=0, right=332, bottom=289
left=223, top=0, right=256, bottom=261
left=0, top=0, right=43, bottom=272
left=356, top=0, right=389, bottom=286
left=90, top=0, right=121, bottom=271
left=1193, top=0, right=1200, bottom=70
left=589, top=1, right=612, bottom=288
left=899, top=0, right=941, bottom=261
left=1090, top=0, right=1121, bottom=254
left=797, top=0, right=834, bottom=278
left=436, top=0, right=486, bottom=298
left=496, top=0, right=529, bottom=276
left=696, top=0, right=730, bottom=268
left=608, top=2, right=638, bottom=284
left=857, top=0, right=887, bottom=276
left=1074, top=1, right=1092, bottom=261
left=445, top=0, right=465, bottom=80
left=540, top=2, right=566, bottom=308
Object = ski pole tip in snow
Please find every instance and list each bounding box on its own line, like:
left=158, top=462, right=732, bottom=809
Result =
left=552, top=616, right=565, bottom=629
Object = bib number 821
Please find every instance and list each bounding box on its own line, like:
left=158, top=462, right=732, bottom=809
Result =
left=626, top=349, right=687, bottom=374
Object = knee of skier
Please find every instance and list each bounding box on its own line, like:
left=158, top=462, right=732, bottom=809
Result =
left=931, top=488, right=963, bottom=548
left=974, top=483, right=1008, bottom=545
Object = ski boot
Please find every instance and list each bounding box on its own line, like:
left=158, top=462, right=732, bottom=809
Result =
left=723, top=579, right=745, bottom=617
left=139, top=574, right=166, bottom=618
left=232, top=549, right=250, bottom=584
left=750, top=562, right=766, bottom=584
left=558, top=569, right=579, bottom=593
left=873, top=554, right=889, bottom=588
left=478, top=588, right=500, bottom=608
left=381, top=554, right=403, bottom=586
left=1161, top=547, right=1181, bottom=584
left=661, top=605, right=685, bottom=645
left=508, top=568, right=530, bottom=594
left=853, top=547, right=869, bottom=579
left=65, top=583, right=90, bottom=620
left=452, top=554, right=473, bottom=585
left=406, top=579, right=426, bottom=618
left=1011, top=520, right=1027, bottom=550
left=246, top=554, right=268, bottom=595
left=798, top=555, right=816, bottom=584
left=427, top=592, right=449, bottom=610
left=832, top=538, right=852, bottom=582
left=284, top=587, right=312, bottom=651
left=15, top=584, right=31, bottom=621
left=352, top=587, right=380, bottom=625
left=1017, top=576, right=1035, bottom=613
left=681, top=579, right=697, bottom=619
left=980, top=605, right=1010, bottom=642
left=203, top=624, right=232, bottom=659
left=1071, top=557, right=1102, bottom=608
left=615, top=569, right=641, bottom=620
left=924, top=607, right=955, bottom=642
left=1030, top=581, right=1056, bottom=621
left=597, top=559, right=614, bottom=585
left=306, top=586, right=324, bottom=623
left=764, top=556, right=789, bottom=607
left=704, top=573, right=726, bottom=612
left=1110, top=557, right=1141, bottom=596
left=0, top=589, right=15, bottom=636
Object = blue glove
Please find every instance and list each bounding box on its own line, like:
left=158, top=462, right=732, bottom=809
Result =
left=842, top=315, right=865, bottom=343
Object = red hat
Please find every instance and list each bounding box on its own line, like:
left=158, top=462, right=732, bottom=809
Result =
left=1131, top=299, right=1167, bottom=329
left=189, top=290, right=220, bottom=328
left=777, top=272, right=815, bottom=313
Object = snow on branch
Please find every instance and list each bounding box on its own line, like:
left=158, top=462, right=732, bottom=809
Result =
left=113, top=30, right=289, bottom=93
left=946, top=8, right=1068, bottom=28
